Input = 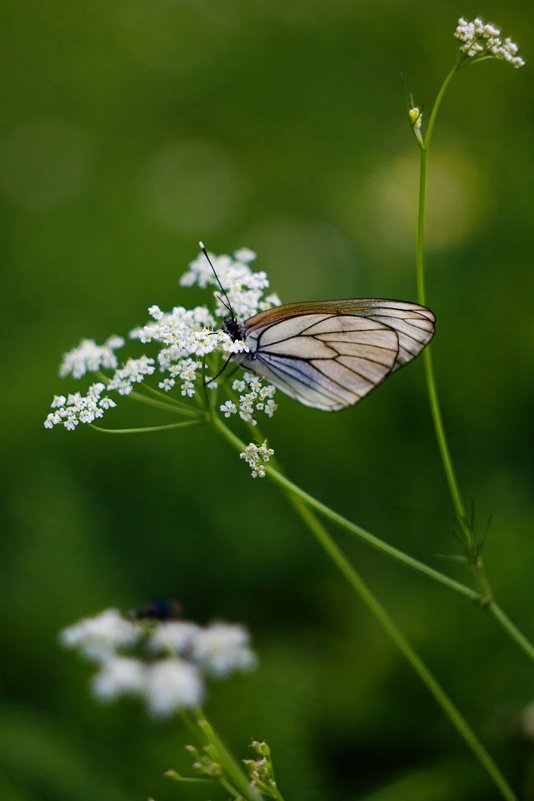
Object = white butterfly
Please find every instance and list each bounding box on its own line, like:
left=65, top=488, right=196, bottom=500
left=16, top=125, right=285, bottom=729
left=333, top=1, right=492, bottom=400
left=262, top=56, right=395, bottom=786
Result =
left=221, top=298, right=435, bottom=411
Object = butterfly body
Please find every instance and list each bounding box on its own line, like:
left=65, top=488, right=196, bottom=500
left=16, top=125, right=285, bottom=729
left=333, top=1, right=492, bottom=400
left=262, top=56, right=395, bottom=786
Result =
left=222, top=299, right=435, bottom=411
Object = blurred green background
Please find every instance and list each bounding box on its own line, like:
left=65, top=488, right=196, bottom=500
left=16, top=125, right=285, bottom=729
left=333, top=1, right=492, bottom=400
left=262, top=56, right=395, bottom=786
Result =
left=2, top=1, right=533, bottom=799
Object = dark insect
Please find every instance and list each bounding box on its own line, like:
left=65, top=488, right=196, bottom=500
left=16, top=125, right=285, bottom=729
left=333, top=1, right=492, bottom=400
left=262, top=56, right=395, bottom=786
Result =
left=130, top=599, right=181, bottom=621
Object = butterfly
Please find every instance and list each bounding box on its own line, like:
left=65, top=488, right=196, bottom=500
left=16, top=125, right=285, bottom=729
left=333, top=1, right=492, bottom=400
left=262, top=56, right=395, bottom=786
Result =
left=200, top=244, right=435, bottom=412
left=221, top=299, right=435, bottom=411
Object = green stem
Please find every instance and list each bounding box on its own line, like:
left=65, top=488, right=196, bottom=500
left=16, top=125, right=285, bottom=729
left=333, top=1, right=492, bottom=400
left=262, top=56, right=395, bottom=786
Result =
left=489, top=604, right=534, bottom=662
left=196, top=714, right=262, bottom=801
left=212, top=416, right=534, bottom=663
left=136, top=382, right=201, bottom=417
left=90, top=419, right=204, bottom=435
left=127, top=388, right=197, bottom=417
left=284, top=495, right=517, bottom=801
left=96, top=370, right=198, bottom=418
left=415, top=63, right=494, bottom=599
left=213, top=416, right=477, bottom=601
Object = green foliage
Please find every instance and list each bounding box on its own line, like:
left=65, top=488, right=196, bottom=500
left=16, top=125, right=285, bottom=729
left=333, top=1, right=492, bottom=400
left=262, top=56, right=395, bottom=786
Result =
left=1, top=2, right=533, bottom=799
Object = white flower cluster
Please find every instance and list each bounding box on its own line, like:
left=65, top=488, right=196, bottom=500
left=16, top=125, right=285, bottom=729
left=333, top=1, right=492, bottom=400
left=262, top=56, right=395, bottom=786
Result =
left=180, top=247, right=281, bottom=320
left=45, top=247, right=282, bottom=429
left=220, top=372, right=277, bottom=424
left=107, top=356, right=156, bottom=395
left=59, top=336, right=125, bottom=379
left=61, top=608, right=257, bottom=717
left=240, top=440, right=275, bottom=478
left=130, top=304, right=248, bottom=395
left=454, top=17, right=525, bottom=68
left=44, top=383, right=116, bottom=430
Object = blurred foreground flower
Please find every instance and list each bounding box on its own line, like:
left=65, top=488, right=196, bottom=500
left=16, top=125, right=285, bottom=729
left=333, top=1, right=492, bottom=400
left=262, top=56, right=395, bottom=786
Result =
left=61, top=608, right=256, bottom=717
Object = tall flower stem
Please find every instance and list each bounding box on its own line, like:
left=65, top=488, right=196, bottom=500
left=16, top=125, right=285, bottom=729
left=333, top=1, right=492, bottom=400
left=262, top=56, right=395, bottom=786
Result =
left=287, top=497, right=517, bottom=801
left=211, top=418, right=516, bottom=799
left=211, top=417, right=534, bottom=661
left=414, top=63, right=492, bottom=599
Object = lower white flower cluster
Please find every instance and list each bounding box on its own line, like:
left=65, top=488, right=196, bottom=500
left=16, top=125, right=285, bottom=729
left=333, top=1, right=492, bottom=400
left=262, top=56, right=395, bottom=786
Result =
left=239, top=441, right=275, bottom=479
left=61, top=608, right=256, bottom=716
left=454, top=17, right=525, bottom=68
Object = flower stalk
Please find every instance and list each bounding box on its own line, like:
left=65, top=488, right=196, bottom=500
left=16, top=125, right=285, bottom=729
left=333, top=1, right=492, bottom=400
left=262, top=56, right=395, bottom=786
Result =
left=410, top=19, right=524, bottom=598
left=211, top=415, right=534, bottom=663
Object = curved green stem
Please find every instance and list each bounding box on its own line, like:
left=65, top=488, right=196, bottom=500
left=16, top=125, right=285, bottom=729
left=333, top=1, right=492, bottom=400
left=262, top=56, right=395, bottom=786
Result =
left=96, top=370, right=199, bottom=418
left=212, top=416, right=534, bottom=663
left=415, top=63, right=494, bottom=599
left=489, top=604, right=534, bottom=661
left=90, top=419, right=204, bottom=435
left=136, top=382, right=201, bottom=417
left=213, top=415, right=477, bottom=601
left=283, top=493, right=517, bottom=800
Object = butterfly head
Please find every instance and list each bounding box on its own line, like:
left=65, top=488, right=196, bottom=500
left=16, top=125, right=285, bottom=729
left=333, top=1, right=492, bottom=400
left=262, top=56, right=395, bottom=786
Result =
left=221, top=315, right=245, bottom=342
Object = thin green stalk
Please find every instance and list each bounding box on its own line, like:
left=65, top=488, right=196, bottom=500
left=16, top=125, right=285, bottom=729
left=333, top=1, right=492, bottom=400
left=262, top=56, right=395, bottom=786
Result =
left=212, top=416, right=534, bottom=663
left=136, top=382, right=201, bottom=417
left=178, top=710, right=260, bottom=801
left=90, top=419, right=204, bottom=435
left=196, top=714, right=262, bottom=801
left=213, top=415, right=477, bottom=601
left=489, top=604, right=534, bottom=662
left=416, top=147, right=472, bottom=549
left=96, top=370, right=197, bottom=418
left=284, top=494, right=517, bottom=801
left=128, top=388, right=198, bottom=416
left=415, top=63, right=493, bottom=597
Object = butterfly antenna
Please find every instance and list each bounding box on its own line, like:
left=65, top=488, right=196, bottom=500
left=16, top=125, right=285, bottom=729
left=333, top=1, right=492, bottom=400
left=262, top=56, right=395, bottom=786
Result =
left=199, top=241, right=234, bottom=316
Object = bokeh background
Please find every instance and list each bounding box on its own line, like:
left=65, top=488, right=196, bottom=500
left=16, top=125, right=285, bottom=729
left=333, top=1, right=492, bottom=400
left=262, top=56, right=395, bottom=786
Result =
left=2, top=2, right=533, bottom=799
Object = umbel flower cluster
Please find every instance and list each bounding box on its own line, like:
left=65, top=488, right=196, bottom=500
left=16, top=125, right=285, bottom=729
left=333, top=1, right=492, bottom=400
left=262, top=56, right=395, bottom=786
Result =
left=454, top=17, right=525, bottom=68
left=61, top=608, right=256, bottom=717
left=44, top=247, right=280, bottom=476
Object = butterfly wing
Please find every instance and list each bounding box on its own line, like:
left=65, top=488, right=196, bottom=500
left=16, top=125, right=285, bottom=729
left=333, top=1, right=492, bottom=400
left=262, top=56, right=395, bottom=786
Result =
left=237, top=299, right=435, bottom=411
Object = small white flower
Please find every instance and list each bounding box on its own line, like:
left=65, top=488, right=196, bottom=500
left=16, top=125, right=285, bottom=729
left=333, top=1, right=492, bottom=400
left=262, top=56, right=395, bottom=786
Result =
left=44, top=383, right=117, bottom=430
left=107, top=356, right=156, bottom=395
left=60, top=608, right=141, bottom=662
left=239, top=440, right=274, bottom=478
left=148, top=622, right=201, bottom=656
left=192, top=623, right=257, bottom=678
left=159, top=377, right=175, bottom=392
left=92, top=657, right=146, bottom=700
left=144, top=659, right=204, bottom=716
left=454, top=17, right=525, bottom=68
left=59, top=337, right=125, bottom=379
left=220, top=400, right=237, bottom=418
